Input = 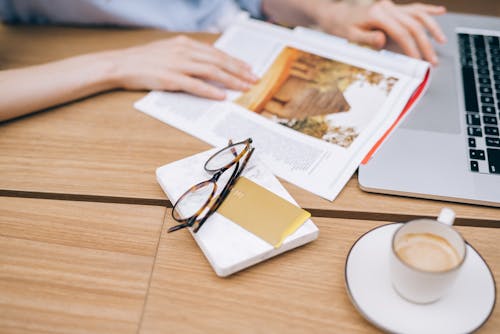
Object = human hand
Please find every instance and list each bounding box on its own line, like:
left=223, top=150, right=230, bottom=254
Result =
left=108, top=35, right=258, bottom=99
left=316, top=0, right=447, bottom=64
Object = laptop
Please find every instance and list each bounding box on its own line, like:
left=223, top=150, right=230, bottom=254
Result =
left=358, top=13, right=500, bottom=207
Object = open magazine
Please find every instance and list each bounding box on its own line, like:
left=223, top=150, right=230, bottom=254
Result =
left=135, top=18, right=430, bottom=201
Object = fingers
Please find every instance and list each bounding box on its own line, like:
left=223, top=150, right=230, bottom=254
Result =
left=367, top=1, right=447, bottom=64
left=168, top=73, right=226, bottom=100
left=371, top=8, right=422, bottom=59
left=182, top=62, right=252, bottom=92
left=348, top=28, right=386, bottom=49
left=161, top=36, right=259, bottom=99
left=412, top=10, right=447, bottom=44
left=400, top=3, right=448, bottom=63
left=176, top=37, right=260, bottom=94
left=396, top=14, right=437, bottom=64
left=412, top=3, right=446, bottom=16
left=385, top=4, right=440, bottom=64
left=185, top=39, right=258, bottom=83
left=114, top=35, right=259, bottom=99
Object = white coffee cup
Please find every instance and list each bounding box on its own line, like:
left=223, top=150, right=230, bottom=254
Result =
left=389, top=208, right=467, bottom=304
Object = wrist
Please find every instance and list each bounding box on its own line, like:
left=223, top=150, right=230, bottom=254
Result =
left=300, top=0, right=334, bottom=27
left=262, top=0, right=330, bottom=27
left=70, top=50, right=124, bottom=93
left=314, top=2, right=350, bottom=35
left=88, top=50, right=123, bottom=91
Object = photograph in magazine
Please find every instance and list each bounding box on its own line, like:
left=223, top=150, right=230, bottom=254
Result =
left=235, top=47, right=398, bottom=148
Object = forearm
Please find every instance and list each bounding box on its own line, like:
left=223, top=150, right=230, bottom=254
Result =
left=261, top=0, right=334, bottom=26
left=0, top=52, right=119, bottom=122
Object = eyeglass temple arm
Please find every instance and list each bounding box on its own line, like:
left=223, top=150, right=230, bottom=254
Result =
left=167, top=224, right=188, bottom=233
left=193, top=164, right=239, bottom=233
left=194, top=148, right=255, bottom=233
left=228, top=139, right=238, bottom=157
left=167, top=216, right=196, bottom=233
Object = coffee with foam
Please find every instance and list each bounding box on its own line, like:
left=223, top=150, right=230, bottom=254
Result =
left=395, top=233, right=461, bottom=272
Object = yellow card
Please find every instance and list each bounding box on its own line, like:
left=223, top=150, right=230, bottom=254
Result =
left=217, top=177, right=311, bottom=248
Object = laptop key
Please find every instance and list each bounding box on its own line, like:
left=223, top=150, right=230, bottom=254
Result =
left=483, top=116, right=498, bottom=125
left=458, top=33, right=470, bottom=43
left=470, top=160, right=479, bottom=172
left=476, top=47, right=486, bottom=54
left=487, top=148, right=500, bottom=174
left=468, top=137, right=476, bottom=147
left=481, top=95, right=494, bottom=104
left=480, top=86, right=492, bottom=94
left=462, top=57, right=473, bottom=67
left=482, top=105, right=495, bottom=114
left=468, top=127, right=483, bottom=137
left=485, top=126, right=499, bottom=136
left=476, top=58, right=490, bottom=68
left=487, top=35, right=500, bottom=46
left=471, top=35, right=485, bottom=49
left=470, top=149, right=485, bottom=160
left=486, top=137, right=500, bottom=147
left=479, top=86, right=493, bottom=94
left=479, top=77, right=491, bottom=85
left=466, top=113, right=481, bottom=125
left=461, top=67, right=479, bottom=112
left=476, top=54, right=487, bottom=63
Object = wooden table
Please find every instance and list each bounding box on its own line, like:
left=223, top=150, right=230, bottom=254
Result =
left=0, top=197, right=166, bottom=333
left=1, top=12, right=499, bottom=333
left=1, top=198, right=498, bottom=333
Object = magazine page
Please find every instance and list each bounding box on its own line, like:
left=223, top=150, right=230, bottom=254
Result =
left=293, top=26, right=429, bottom=79
left=135, top=19, right=428, bottom=200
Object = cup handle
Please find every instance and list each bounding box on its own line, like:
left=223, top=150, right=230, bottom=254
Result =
left=437, top=208, right=456, bottom=226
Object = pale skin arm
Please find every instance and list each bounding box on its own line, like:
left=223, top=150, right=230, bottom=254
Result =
left=0, top=35, right=257, bottom=123
left=261, top=0, right=447, bottom=64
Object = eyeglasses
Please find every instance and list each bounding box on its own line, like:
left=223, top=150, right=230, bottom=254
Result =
left=168, top=138, right=254, bottom=233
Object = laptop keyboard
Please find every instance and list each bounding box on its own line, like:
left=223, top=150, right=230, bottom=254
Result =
left=459, top=31, right=500, bottom=174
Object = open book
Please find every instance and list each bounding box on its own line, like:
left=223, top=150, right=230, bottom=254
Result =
left=156, top=148, right=319, bottom=277
left=136, top=18, right=430, bottom=201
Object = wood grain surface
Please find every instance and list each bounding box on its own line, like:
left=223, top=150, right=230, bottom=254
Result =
left=3, top=201, right=497, bottom=333
left=0, top=197, right=165, bottom=334
left=139, top=214, right=500, bottom=334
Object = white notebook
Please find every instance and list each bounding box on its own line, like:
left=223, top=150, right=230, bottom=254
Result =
left=156, top=148, right=319, bottom=277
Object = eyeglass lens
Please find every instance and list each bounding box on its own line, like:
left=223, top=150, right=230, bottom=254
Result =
left=170, top=138, right=252, bottom=232
left=205, top=142, right=248, bottom=171
left=173, top=181, right=216, bottom=221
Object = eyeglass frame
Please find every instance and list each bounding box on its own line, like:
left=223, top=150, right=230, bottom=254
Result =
left=168, top=138, right=254, bottom=234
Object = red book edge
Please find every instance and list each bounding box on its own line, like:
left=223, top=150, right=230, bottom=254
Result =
left=361, top=68, right=431, bottom=165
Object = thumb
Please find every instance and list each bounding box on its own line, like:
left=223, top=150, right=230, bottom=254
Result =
left=348, top=28, right=386, bottom=49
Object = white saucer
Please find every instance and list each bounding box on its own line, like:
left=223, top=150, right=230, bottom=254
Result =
left=345, top=223, right=496, bottom=334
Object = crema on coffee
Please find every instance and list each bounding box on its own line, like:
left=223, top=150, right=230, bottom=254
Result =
left=395, top=233, right=461, bottom=272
